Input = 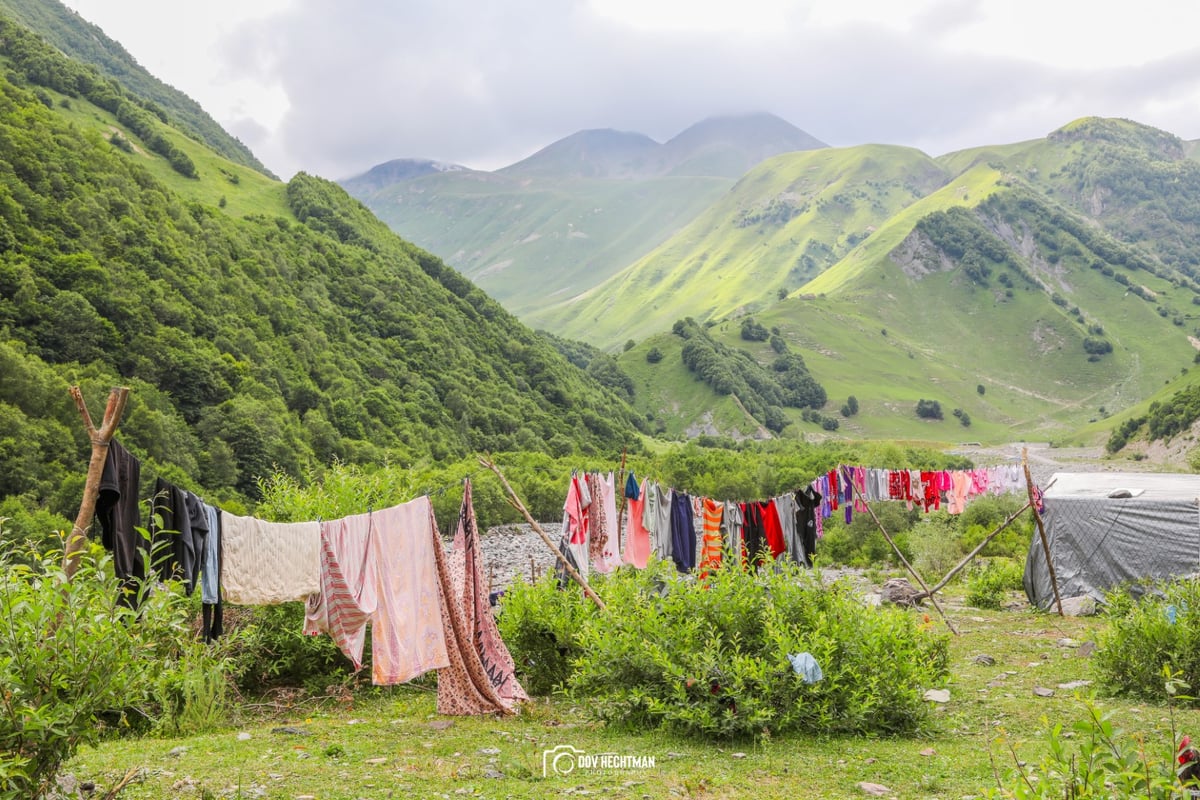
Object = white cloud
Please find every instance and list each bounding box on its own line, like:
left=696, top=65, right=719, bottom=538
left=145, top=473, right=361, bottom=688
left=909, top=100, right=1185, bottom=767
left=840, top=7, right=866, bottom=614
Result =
left=58, top=0, right=1200, bottom=181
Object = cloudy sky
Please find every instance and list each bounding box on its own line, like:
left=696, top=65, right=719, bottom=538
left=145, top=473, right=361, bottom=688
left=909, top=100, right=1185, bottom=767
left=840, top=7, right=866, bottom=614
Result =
left=59, top=0, right=1200, bottom=181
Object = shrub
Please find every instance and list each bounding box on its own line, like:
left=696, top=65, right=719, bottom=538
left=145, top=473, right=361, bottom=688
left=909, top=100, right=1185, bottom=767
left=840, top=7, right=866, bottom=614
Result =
left=645, top=347, right=663, bottom=364
left=226, top=602, right=355, bottom=696
left=497, top=571, right=601, bottom=696
left=916, top=399, right=944, bottom=420
left=567, top=562, right=948, bottom=740
left=1094, top=580, right=1200, bottom=703
left=983, top=694, right=1197, bottom=798
left=965, top=558, right=1024, bottom=609
left=0, top=545, right=186, bottom=798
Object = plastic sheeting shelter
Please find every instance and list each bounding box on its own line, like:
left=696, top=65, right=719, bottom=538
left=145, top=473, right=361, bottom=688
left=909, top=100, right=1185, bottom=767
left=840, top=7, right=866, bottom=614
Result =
left=1024, top=472, right=1200, bottom=610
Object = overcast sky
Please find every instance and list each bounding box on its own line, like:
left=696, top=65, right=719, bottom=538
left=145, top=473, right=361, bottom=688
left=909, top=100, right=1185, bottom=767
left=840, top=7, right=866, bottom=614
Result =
left=59, top=0, right=1200, bottom=181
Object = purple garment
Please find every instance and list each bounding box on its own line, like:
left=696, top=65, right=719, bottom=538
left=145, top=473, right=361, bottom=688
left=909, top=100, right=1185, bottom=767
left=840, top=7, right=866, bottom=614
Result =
left=669, top=491, right=697, bottom=573
left=841, top=466, right=854, bottom=524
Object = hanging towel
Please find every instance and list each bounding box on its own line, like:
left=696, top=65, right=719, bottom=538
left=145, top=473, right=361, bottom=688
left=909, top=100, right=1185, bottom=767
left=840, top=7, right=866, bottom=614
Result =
left=774, top=493, right=802, bottom=566
left=200, top=502, right=223, bottom=642
left=698, top=497, right=724, bottom=578
left=371, top=496, right=450, bottom=685
left=439, top=480, right=527, bottom=712
left=304, top=512, right=379, bottom=671
left=622, top=481, right=651, bottom=568
left=220, top=512, right=321, bottom=605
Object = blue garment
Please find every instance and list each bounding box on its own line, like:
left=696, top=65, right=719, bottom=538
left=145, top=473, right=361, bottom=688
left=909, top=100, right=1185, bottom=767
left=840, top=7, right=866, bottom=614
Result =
left=200, top=502, right=221, bottom=604
left=669, top=492, right=697, bottom=573
left=788, top=652, right=823, bottom=684
left=624, top=471, right=641, bottom=500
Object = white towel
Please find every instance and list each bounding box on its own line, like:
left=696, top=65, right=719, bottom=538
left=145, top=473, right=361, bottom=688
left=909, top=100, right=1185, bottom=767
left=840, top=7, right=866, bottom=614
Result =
left=220, top=512, right=320, bottom=605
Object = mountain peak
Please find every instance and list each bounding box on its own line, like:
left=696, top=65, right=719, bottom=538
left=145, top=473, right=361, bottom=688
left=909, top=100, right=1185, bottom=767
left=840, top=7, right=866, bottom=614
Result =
left=341, top=158, right=469, bottom=193
left=499, top=128, right=662, bottom=179
left=1049, top=117, right=1184, bottom=160
left=662, top=112, right=827, bottom=177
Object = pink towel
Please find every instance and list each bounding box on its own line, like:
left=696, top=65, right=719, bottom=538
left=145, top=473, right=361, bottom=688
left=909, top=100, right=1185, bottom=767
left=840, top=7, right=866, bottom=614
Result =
left=304, top=513, right=378, bottom=671
left=371, top=497, right=450, bottom=685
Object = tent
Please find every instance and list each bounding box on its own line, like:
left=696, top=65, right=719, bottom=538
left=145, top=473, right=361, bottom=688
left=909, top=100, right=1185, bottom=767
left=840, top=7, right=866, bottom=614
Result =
left=1024, top=472, right=1200, bottom=610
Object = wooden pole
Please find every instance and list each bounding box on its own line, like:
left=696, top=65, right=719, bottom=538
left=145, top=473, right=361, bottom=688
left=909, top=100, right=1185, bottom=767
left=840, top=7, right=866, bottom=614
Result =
left=63, top=386, right=130, bottom=580
left=850, top=479, right=958, bottom=635
left=1023, top=448, right=1064, bottom=616
left=479, top=456, right=607, bottom=612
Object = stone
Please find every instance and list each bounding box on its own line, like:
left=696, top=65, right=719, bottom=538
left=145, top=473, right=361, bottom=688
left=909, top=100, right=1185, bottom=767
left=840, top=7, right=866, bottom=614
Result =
left=1033, top=687, right=1055, bottom=697
left=478, top=747, right=501, bottom=755
left=1060, top=596, right=1097, bottom=617
left=1056, top=638, right=1079, bottom=648
left=731, top=752, right=747, bottom=759
left=858, top=781, right=892, bottom=796
left=364, top=758, right=388, bottom=765
left=1076, top=641, right=1097, bottom=658
left=237, top=732, right=252, bottom=741
left=923, top=689, right=950, bottom=703
left=428, top=720, right=454, bottom=731
left=919, top=748, right=935, bottom=757
left=880, top=578, right=923, bottom=607
left=1057, top=680, right=1092, bottom=691
left=272, top=726, right=311, bottom=736
left=972, top=654, right=996, bottom=666
left=483, top=769, right=505, bottom=779
left=168, top=746, right=188, bottom=758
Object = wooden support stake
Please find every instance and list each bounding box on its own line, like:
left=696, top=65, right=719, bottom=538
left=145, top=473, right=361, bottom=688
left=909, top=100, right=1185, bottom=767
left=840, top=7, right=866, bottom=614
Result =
left=851, top=479, right=958, bottom=635
left=63, top=386, right=130, bottom=580
left=479, top=456, right=607, bottom=612
left=1023, top=448, right=1064, bottom=616
left=915, top=501, right=1032, bottom=601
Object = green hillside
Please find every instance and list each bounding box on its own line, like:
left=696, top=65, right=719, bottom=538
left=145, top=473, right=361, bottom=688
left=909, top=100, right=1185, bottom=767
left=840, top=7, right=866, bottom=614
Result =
left=0, top=0, right=274, bottom=177
left=607, top=120, right=1200, bottom=444
left=545, top=144, right=951, bottom=345
left=351, top=168, right=732, bottom=322
left=0, top=47, right=642, bottom=516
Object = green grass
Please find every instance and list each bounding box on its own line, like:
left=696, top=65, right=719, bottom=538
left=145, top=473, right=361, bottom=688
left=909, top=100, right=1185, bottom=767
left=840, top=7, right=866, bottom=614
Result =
left=354, top=169, right=734, bottom=322
left=66, top=590, right=1200, bottom=799
left=48, top=86, right=289, bottom=219
left=543, top=144, right=951, bottom=346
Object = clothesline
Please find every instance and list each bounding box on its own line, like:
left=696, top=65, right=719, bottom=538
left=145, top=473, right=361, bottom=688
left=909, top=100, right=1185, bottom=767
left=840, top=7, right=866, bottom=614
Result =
left=553, top=462, right=1028, bottom=581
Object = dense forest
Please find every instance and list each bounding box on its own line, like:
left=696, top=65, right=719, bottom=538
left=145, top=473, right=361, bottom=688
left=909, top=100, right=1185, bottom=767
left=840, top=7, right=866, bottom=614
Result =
left=0, top=64, right=644, bottom=528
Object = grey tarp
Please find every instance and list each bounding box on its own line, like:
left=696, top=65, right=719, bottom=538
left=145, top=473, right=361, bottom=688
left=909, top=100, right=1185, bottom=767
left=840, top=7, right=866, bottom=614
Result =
left=1024, top=472, right=1200, bottom=610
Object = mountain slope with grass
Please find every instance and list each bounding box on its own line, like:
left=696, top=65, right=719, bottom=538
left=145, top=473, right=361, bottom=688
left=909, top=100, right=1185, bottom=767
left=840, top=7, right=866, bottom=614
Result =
left=0, top=0, right=274, bottom=177
left=612, top=120, right=1200, bottom=444
left=545, top=144, right=950, bottom=344
left=0, top=15, right=643, bottom=526
left=341, top=114, right=825, bottom=322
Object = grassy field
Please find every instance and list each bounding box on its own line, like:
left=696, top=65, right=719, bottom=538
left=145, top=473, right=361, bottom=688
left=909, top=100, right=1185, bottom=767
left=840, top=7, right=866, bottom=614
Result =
left=67, top=587, right=1200, bottom=799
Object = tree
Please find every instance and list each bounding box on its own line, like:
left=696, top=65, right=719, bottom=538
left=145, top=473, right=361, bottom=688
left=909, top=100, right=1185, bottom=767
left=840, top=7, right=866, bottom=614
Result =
left=976, top=384, right=986, bottom=396
left=916, top=399, right=943, bottom=420
left=645, top=347, right=663, bottom=364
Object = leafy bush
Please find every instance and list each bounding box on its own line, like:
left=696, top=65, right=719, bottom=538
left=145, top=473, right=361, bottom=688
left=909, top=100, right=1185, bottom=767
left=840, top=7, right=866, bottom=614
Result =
left=984, top=694, right=1197, bottom=799
left=916, top=399, right=944, bottom=420
left=0, top=546, right=186, bottom=798
left=497, top=572, right=601, bottom=696
left=965, top=558, right=1024, bottom=609
left=1094, top=580, right=1200, bottom=703
left=565, top=562, right=948, bottom=740
left=226, top=602, right=356, bottom=696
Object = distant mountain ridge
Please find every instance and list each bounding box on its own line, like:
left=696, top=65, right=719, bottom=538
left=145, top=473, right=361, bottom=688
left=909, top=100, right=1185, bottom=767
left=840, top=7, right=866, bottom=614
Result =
left=342, top=112, right=826, bottom=321
left=497, top=113, right=828, bottom=180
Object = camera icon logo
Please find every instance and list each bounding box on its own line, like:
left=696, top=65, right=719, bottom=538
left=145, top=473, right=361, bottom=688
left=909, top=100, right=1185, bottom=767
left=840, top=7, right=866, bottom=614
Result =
left=542, top=744, right=584, bottom=776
